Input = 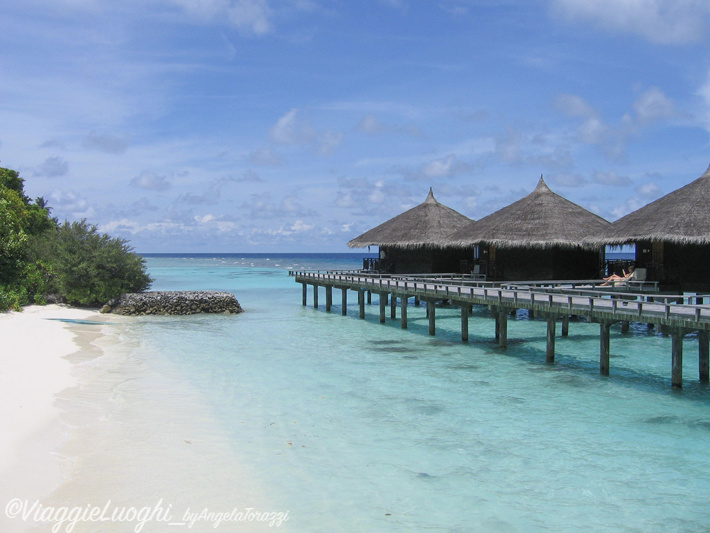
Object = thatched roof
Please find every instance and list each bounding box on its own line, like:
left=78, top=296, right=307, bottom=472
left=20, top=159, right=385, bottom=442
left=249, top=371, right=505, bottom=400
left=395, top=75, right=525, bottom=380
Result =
left=347, top=188, right=473, bottom=249
left=446, top=177, right=610, bottom=249
left=585, top=164, right=710, bottom=246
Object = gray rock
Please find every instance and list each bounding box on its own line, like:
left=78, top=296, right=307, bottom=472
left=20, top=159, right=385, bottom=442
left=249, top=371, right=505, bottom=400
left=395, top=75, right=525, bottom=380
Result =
left=100, top=291, right=244, bottom=316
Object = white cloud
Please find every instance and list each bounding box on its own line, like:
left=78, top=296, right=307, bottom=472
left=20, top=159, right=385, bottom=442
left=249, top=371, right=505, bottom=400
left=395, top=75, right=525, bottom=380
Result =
left=633, top=87, right=676, bottom=124
left=48, top=189, right=96, bottom=219
left=167, top=0, right=273, bottom=35
left=195, top=214, right=215, bottom=223
left=357, top=114, right=387, bottom=134
left=369, top=180, right=386, bottom=203
left=636, top=181, right=661, bottom=198
left=130, top=172, right=172, bottom=191
left=270, top=109, right=317, bottom=145
left=319, top=130, right=343, bottom=155
left=554, top=89, right=676, bottom=161
left=550, top=0, right=710, bottom=44
left=554, top=94, right=609, bottom=144
left=554, top=94, right=598, bottom=118
left=35, top=156, right=69, bottom=178
left=418, top=154, right=470, bottom=179
left=269, top=109, right=342, bottom=155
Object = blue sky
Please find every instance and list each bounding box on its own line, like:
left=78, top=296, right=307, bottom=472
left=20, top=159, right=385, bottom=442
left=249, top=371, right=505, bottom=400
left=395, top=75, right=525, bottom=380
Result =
left=1, top=0, right=709, bottom=252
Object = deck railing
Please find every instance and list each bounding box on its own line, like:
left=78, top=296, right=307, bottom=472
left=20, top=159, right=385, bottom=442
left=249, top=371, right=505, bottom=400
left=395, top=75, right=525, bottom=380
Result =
left=290, top=270, right=710, bottom=326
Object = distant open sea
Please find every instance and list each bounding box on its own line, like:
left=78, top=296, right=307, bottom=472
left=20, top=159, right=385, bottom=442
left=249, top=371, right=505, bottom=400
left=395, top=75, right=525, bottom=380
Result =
left=50, top=253, right=710, bottom=532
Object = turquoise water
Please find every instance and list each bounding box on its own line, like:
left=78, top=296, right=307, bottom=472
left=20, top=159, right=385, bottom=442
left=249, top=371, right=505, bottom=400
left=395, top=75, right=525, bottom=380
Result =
left=54, top=254, right=710, bottom=532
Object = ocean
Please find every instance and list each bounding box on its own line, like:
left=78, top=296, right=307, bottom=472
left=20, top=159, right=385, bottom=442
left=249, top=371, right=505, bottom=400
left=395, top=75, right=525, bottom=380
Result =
left=45, top=253, right=710, bottom=532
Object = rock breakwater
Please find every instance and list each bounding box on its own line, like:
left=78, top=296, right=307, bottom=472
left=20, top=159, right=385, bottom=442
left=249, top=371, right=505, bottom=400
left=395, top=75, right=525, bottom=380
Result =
left=100, top=291, right=244, bottom=316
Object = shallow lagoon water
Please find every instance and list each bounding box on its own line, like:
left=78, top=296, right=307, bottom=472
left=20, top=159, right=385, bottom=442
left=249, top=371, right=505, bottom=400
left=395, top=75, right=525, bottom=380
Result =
left=49, top=254, right=710, bottom=532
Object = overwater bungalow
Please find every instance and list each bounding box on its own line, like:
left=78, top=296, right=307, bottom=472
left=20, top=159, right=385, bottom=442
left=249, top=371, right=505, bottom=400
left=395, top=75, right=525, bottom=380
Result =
left=445, top=177, right=610, bottom=280
left=347, top=188, right=473, bottom=273
left=587, top=164, right=710, bottom=291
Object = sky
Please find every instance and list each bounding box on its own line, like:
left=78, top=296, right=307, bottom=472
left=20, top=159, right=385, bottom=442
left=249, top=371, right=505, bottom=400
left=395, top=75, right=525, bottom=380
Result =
left=1, top=0, right=710, bottom=253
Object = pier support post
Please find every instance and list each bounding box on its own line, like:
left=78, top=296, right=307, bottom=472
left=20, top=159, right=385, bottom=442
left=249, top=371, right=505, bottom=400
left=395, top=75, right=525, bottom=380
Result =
left=546, top=317, right=556, bottom=363
left=391, top=294, right=397, bottom=320
left=358, top=290, right=365, bottom=319
left=302, top=283, right=307, bottom=307
left=699, top=330, right=709, bottom=383
left=561, top=315, right=569, bottom=337
left=461, top=305, right=469, bottom=342
left=313, top=285, right=318, bottom=309
left=427, top=301, right=436, bottom=336
left=528, top=309, right=535, bottom=320
left=415, top=296, right=420, bottom=306
left=600, top=321, right=611, bottom=376
left=498, top=309, right=508, bottom=349
left=341, top=288, right=348, bottom=316
left=672, top=328, right=685, bottom=389
left=401, top=296, right=408, bottom=329
left=379, top=292, right=386, bottom=323
left=367, top=290, right=372, bottom=305
left=325, top=285, right=332, bottom=312
left=621, top=320, right=630, bottom=334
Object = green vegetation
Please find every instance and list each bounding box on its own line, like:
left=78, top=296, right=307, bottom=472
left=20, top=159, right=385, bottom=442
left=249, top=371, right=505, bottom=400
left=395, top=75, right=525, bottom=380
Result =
left=0, top=165, right=152, bottom=311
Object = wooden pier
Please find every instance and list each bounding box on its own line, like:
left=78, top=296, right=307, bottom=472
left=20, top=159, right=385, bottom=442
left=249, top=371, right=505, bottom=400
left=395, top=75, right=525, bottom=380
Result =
left=291, top=270, right=710, bottom=388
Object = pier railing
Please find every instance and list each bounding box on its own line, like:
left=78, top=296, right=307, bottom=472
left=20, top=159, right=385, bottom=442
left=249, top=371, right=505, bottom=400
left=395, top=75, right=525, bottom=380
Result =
left=289, top=270, right=709, bottom=326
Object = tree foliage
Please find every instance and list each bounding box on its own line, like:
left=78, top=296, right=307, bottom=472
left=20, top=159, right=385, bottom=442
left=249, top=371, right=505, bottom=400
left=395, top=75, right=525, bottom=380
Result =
left=0, top=165, right=152, bottom=310
left=0, top=187, right=29, bottom=284
left=33, top=220, right=153, bottom=306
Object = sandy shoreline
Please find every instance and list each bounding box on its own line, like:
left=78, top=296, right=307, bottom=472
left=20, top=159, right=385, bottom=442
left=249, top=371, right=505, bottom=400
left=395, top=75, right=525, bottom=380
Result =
left=1, top=304, right=281, bottom=533
left=0, top=304, right=112, bottom=530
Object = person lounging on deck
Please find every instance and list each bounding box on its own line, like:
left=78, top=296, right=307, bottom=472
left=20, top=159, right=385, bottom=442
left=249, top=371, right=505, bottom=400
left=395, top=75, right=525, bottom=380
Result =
left=601, top=265, right=635, bottom=286
left=602, top=265, right=636, bottom=287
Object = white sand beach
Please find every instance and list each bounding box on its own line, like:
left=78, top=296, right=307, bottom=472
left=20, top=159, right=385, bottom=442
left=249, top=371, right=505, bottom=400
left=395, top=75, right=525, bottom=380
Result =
left=0, top=305, right=106, bottom=524
left=1, top=304, right=282, bottom=533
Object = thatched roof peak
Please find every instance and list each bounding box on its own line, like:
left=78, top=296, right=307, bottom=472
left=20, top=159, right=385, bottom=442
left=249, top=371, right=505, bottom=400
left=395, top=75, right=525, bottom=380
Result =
left=586, top=163, right=710, bottom=245
left=347, top=188, right=473, bottom=249
left=445, top=175, right=610, bottom=249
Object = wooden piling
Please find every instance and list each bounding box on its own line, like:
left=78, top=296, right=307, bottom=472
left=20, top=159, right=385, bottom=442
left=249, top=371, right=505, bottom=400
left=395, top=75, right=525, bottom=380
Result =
left=367, top=290, right=372, bottom=305
left=546, top=317, right=556, bottom=363
left=358, top=290, right=365, bottom=319
left=672, top=328, right=684, bottom=388
left=313, top=285, right=318, bottom=309
left=379, top=293, right=386, bottom=323
left=498, top=309, right=508, bottom=349
left=341, top=288, right=348, bottom=316
left=391, top=294, right=397, bottom=320
left=600, top=321, right=611, bottom=376
left=561, top=315, right=569, bottom=337
left=302, top=283, right=307, bottom=307
left=401, top=296, right=408, bottom=329
left=461, top=305, right=469, bottom=342
left=325, top=285, right=332, bottom=312
left=699, top=330, right=709, bottom=383
left=621, top=320, right=630, bottom=334
left=427, top=301, right=436, bottom=336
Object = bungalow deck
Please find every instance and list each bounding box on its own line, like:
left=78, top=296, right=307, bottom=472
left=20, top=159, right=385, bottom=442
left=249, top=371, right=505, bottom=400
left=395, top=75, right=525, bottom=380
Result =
left=291, top=270, right=710, bottom=389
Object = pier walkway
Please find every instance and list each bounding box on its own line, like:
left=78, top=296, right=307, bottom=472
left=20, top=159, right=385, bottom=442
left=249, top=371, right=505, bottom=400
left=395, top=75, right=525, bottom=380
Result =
left=291, top=270, right=710, bottom=388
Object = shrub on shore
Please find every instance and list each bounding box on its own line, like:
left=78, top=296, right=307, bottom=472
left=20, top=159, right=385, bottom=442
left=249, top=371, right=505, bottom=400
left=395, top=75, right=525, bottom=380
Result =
left=0, top=165, right=152, bottom=310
